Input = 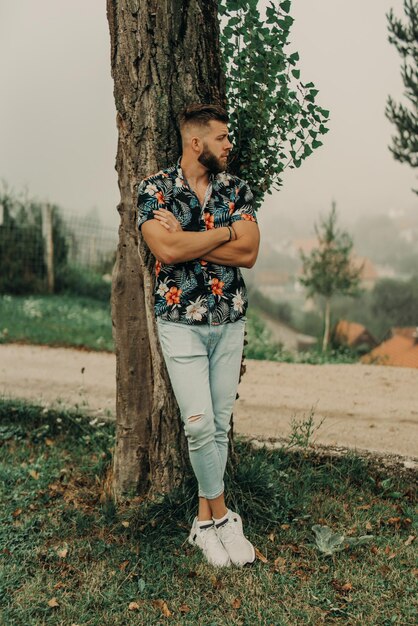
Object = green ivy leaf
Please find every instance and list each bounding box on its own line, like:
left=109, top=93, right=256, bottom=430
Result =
left=280, top=0, right=291, bottom=13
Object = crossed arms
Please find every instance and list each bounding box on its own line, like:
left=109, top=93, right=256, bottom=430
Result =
left=141, top=212, right=260, bottom=268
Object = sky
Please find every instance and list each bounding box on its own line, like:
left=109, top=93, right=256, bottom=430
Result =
left=0, top=0, right=416, bottom=235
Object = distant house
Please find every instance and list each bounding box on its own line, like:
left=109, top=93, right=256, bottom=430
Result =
left=362, top=327, right=418, bottom=368
left=333, top=320, right=377, bottom=352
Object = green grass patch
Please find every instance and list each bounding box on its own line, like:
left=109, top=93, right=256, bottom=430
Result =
left=0, top=294, right=358, bottom=365
left=1, top=399, right=417, bottom=625
left=0, top=294, right=113, bottom=351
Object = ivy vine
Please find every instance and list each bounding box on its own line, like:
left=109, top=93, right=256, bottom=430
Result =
left=219, top=0, right=330, bottom=208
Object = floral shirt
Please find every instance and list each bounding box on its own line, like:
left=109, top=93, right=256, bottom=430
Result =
left=137, top=158, right=257, bottom=325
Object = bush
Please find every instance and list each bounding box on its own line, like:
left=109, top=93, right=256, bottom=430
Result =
left=55, top=265, right=111, bottom=303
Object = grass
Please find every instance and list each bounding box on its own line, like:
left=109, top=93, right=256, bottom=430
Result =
left=0, top=294, right=113, bottom=351
left=1, top=399, right=417, bottom=625
left=0, top=294, right=358, bottom=364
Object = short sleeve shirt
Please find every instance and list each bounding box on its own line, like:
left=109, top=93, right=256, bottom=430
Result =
left=137, top=158, right=258, bottom=325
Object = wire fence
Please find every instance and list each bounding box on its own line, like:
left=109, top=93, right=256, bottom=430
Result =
left=0, top=196, right=118, bottom=295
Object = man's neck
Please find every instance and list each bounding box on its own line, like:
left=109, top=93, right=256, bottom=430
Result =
left=180, top=156, right=210, bottom=188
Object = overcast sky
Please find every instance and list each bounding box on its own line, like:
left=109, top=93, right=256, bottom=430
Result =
left=1, top=0, right=416, bottom=234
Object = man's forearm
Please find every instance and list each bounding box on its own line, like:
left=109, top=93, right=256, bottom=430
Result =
left=203, top=239, right=256, bottom=268
left=149, top=226, right=232, bottom=265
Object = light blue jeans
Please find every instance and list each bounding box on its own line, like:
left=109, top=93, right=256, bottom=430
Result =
left=156, top=317, right=246, bottom=499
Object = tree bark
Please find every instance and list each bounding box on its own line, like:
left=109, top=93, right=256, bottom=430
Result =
left=106, top=0, right=226, bottom=500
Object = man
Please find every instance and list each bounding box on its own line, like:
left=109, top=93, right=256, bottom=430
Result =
left=137, top=104, right=260, bottom=567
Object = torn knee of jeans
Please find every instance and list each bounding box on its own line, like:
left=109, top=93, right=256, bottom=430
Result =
left=188, top=413, right=203, bottom=423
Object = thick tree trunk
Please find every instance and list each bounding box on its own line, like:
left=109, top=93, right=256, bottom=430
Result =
left=106, top=0, right=226, bottom=500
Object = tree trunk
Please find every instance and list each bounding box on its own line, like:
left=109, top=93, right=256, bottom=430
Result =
left=106, top=0, right=226, bottom=500
left=322, top=297, right=331, bottom=352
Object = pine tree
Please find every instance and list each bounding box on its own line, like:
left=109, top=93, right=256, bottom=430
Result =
left=299, top=204, right=362, bottom=352
left=386, top=0, right=418, bottom=192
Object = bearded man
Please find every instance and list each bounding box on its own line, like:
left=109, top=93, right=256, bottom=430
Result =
left=137, top=103, right=260, bottom=567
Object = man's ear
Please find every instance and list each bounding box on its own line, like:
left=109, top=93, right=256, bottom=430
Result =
left=191, top=136, right=201, bottom=154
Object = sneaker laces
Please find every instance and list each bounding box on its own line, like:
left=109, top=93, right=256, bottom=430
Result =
left=200, top=525, right=222, bottom=549
left=216, top=519, right=238, bottom=546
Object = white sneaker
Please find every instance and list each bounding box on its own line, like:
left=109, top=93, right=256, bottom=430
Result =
left=214, top=510, right=256, bottom=567
left=188, top=518, right=231, bottom=567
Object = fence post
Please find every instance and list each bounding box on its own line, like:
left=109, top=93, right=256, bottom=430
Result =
left=41, top=203, right=54, bottom=293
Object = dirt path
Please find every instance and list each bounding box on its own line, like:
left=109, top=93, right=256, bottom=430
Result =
left=1, top=344, right=417, bottom=458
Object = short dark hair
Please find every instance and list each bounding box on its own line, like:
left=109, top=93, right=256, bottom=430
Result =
left=179, top=104, right=229, bottom=130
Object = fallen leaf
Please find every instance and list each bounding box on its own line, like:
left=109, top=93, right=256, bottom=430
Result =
left=57, top=547, right=68, bottom=558
left=274, top=557, right=286, bottom=573
left=387, top=517, right=401, bottom=526
left=411, top=568, right=418, bottom=577
left=268, top=532, right=275, bottom=542
left=153, top=599, right=171, bottom=617
left=179, top=604, right=191, bottom=614
left=255, top=547, right=268, bottom=563
left=370, top=546, right=379, bottom=555
left=232, top=598, right=241, bottom=609
left=119, top=560, right=130, bottom=571
left=128, top=602, right=140, bottom=611
left=12, top=508, right=22, bottom=518
left=29, top=469, right=40, bottom=480
left=210, top=575, right=223, bottom=589
left=280, top=524, right=290, bottom=530
left=45, top=438, right=54, bottom=446
left=121, top=521, right=130, bottom=528
left=387, top=553, right=397, bottom=560
left=47, top=597, right=59, bottom=608
left=331, top=580, right=353, bottom=594
left=357, top=504, right=371, bottom=510
left=405, top=535, right=416, bottom=546
left=365, top=522, right=373, bottom=531
left=53, top=581, right=65, bottom=590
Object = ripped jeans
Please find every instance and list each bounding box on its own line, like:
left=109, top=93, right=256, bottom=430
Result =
left=156, top=317, right=245, bottom=499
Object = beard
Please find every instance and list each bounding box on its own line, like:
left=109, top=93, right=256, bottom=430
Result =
left=198, top=143, right=227, bottom=174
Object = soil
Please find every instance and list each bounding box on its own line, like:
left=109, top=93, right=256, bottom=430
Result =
left=1, top=343, right=417, bottom=459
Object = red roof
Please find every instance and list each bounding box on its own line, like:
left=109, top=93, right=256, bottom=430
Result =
left=334, top=320, right=372, bottom=346
left=362, top=334, right=418, bottom=368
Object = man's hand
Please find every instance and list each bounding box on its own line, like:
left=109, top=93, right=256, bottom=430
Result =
left=202, top=220, right=260, bottom=268
left=153, top=209, right=182, bottom=232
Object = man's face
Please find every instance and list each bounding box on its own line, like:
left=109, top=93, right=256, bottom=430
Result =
left=197, top=120, right=233, bottom=174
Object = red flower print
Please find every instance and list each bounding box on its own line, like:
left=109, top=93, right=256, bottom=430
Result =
left=228, top=202, right=235, bottom=215
left=156, top=191, right=165, bottom=205
left=165, top=286, right=182, bottom=306
left=155, top=260, right=161, bottom=277
left=241, top=214, right=256, bottom=222
left=211, top=278, right=224, bottom=296
left=204, top=212, right=215, bottom=229
left=200, top=260, right=208, bottom=266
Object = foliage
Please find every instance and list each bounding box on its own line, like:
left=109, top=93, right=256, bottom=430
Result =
left=371, top=275, right=418, bottom=327
left=55, top=264, right=111, bottom=302
left=219, top=0, right=330, bottom=207
left=386, top=0, right=418, bottom=190
left=0, top=187, right=68, bottom=294
left=299, top=205, right=362, bottom=350
left=300, top=205, right=362, bottom=301
left=1, top=399, right=417, bottom=625
left=249, top=286, right=293, bottom=324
